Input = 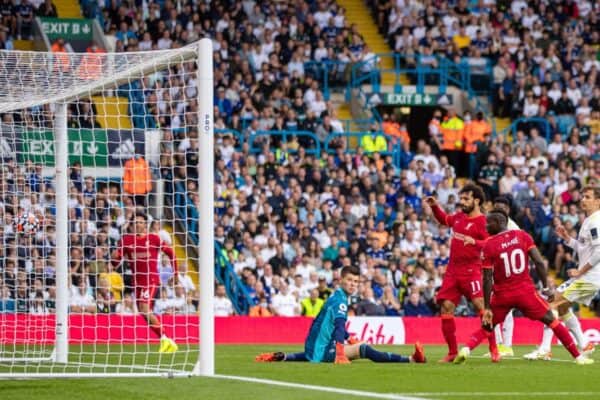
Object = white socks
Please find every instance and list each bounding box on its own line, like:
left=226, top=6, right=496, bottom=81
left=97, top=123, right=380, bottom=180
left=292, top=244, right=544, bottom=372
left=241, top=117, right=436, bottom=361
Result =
left=540, top=325, right=554, bottom=352
left=503, top=311, right=514, bottom=347
left=494, top=324, right=504, bottom=345
left=540, top=310, right=587, bottom=352
left=494, top=310, right=515, bottom=347
left=562, top=310, right=587, bottom=349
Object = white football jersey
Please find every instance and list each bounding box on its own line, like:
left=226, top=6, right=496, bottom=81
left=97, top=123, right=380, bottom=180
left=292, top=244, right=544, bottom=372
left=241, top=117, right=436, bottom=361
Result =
left=568, top=210, right=600, bottom=285
left=507, top=217, right=520, bottom=231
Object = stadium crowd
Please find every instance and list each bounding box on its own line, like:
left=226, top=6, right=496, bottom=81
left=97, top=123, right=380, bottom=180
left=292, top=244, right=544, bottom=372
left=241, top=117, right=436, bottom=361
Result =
left=0, top=0, right=599, bottom=319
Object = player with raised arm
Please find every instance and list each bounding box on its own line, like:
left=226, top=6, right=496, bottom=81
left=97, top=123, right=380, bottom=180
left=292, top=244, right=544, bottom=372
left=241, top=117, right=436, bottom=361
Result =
left=425, top=183, right=495, bottom=363
left=525, top=185, right=600, bottom=361
left=255, top=266, right=426, bottom=364
left=453, top=209, right=592, bottom=365
left=112, top=211, right=179, bottom=353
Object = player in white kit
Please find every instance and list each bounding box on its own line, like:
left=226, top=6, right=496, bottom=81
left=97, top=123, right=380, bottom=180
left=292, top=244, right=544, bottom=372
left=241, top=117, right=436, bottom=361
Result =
left=524, top=186, right=599, bottom=361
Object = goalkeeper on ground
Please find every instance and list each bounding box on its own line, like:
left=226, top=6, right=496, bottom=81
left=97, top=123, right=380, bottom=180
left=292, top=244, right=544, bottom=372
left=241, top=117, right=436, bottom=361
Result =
left=256, top=265, right=426, bottom=364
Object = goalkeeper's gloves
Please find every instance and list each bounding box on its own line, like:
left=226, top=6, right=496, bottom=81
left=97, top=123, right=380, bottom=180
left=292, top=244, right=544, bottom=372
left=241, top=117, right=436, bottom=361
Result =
left=334, top=343, right=351, bottom=364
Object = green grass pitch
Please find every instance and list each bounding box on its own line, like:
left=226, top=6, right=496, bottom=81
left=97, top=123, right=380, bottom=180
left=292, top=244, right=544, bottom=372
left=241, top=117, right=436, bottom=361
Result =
left=1, top=345, right=600, bottom=400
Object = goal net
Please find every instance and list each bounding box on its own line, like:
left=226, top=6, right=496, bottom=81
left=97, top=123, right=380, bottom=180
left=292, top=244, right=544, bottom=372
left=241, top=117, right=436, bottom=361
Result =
left=0, top=40, right=214, bottom=378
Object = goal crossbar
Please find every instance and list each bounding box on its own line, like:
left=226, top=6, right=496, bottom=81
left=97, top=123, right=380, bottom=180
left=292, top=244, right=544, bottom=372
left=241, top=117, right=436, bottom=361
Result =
left=0, top=44, right=200, bottom=113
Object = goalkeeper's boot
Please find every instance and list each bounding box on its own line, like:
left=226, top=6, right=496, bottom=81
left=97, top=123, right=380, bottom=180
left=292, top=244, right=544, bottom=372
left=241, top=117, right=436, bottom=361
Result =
left=411, top=342, right=426, bottom=363
left=159, top=336, right=178, bottom=353
left=453, top=347, right=470, bottom=364
left=523, top=347, right=552, bottom=361
left=575, top=355, right=594, bottom=365
left=496, top=344, right=514, bottom=357
left=255, top=352, right=285, bottom=362
left=582, top=342, right=595, bottom=357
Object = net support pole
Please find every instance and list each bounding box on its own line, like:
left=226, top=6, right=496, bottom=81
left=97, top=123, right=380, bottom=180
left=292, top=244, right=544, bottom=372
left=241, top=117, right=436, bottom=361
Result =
left=195, top=38, right=215, bottom=376
left=54, top=102, right=69, bottom=363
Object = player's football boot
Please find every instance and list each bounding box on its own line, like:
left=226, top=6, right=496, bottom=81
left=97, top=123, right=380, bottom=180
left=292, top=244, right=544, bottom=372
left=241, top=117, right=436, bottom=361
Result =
left=159, top=337, right=178, bottom=353
left=490, top=351, right=501, bottom=363
left=582, top=342, right=595, bottom=357
left=496, top=344, right=514, bottom=357
left=453, top=347, right=470, bottom=364
left=575, top=355, right=594, bottom=365
left=523, top=348, right=552, bottom=361
left=255, top=352, right=285, bottom=362
left=412, top=342, right=426, bottom=363
left=437, top=353, right=457, bottom=363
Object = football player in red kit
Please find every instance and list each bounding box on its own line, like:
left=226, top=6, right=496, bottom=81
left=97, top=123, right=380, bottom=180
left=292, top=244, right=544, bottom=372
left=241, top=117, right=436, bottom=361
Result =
left=112, top=211, right=179, bottom=353
left=453, top=209, right=593, bottom=365
left=426, top=184, right=492, bottom=362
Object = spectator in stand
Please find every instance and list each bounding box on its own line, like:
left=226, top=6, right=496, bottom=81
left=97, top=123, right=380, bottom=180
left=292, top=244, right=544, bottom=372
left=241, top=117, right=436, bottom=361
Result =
left=116, top=293, right=138, bottom=315
left=70, top=278, right=97, bottom=314
left=214, top=284, right=234, bottom=317
left=404, top=292, right=433, bottom=317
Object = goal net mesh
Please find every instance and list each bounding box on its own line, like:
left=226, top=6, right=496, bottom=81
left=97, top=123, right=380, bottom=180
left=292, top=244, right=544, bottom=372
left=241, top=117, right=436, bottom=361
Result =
left=0, top=44, right=203, bottom=376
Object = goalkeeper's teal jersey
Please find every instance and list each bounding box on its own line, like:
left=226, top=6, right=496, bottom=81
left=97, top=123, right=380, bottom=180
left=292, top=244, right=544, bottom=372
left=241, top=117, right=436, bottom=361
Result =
left=304, top=288, right=349, bottom=362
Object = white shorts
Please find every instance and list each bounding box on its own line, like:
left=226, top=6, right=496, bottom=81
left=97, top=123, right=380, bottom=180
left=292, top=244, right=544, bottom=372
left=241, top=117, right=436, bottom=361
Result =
left=560, top=278, right=600, bottom=307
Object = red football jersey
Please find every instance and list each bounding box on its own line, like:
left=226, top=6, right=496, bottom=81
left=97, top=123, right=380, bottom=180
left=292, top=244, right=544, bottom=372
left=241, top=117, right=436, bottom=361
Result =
left=481, top=230, right=536, bottom=293
left=114, top=233, right=177, bottom=288
left=432, top=205, right=488, bottom=275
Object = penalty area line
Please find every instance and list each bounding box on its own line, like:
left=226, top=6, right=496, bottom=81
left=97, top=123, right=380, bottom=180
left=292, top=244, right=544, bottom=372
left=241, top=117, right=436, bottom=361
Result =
left=213, top=374, right=433, bottom=400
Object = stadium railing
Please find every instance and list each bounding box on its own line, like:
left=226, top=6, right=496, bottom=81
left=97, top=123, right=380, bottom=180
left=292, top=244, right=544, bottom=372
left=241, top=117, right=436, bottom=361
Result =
left=345, top=53, right=492, bottom=103
left=323, top=131, right=403, bottom=169
left=170, top=180, right=252, bottom=315
left=214, top=242, right=253, bottom=315
left=495, top=117, right=553, bottom=142
left=304, top=60, right=349, bottom=101
left=247, top=130, right=321, bottom=156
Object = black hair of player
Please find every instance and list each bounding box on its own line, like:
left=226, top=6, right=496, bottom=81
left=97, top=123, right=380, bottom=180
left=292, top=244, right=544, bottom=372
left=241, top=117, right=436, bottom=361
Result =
left=489, top=208, right=508, bottom=226
left=135, top=210, right=148, bottom=221
left=493, top=195, right=511, bottom=208
left=459, top=183, right=486, bottom=205
left=341, top=265, right=360, bottom=277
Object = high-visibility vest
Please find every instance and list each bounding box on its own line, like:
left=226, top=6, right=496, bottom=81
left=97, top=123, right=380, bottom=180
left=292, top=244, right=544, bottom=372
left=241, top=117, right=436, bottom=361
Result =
left=382, top=122, right=411, bottom=145
left=123, top=157, right=152, bottom=195
left=361, top=135, right=388, bottom=153
left=440, top=117, right=465, bottom=151
left=77, top=47, right=106, bottom=80
left=463, top=120, right=491, bottom=153
left=51, top=43, right=70, bottom=72
left=301, top=297, right=324, bottom=317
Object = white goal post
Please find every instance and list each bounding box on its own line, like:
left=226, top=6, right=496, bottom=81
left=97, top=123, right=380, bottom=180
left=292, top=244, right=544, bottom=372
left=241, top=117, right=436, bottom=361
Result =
left=0, top=39, right=214, bottom=378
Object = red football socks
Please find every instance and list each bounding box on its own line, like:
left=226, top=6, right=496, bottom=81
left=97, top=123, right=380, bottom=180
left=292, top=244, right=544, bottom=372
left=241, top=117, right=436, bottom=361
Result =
left=441, top=315, right=458, bottom=355
left=466, top=328, right=489, bottom=350
left=550, top=320, right=580, bottom=358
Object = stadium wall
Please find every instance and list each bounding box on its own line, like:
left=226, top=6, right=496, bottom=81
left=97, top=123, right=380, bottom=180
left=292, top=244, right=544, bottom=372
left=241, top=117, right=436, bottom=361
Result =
left=3, top=315, right=600, bottom=345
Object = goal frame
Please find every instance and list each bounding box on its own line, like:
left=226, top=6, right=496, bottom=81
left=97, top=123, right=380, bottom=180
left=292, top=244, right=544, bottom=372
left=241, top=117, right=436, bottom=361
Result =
left=0, top=39, right=214, bottom=378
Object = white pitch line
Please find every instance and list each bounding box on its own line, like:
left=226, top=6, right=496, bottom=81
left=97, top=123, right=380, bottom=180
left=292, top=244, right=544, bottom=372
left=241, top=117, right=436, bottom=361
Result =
left=469, top=355, right=580, bottom=363
left=213, top=374, right=432, bottom=400
left=406, top=393, right=600, bottom=397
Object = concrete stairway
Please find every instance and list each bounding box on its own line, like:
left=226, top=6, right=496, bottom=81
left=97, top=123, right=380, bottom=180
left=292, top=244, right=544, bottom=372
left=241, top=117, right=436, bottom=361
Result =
left=337, top=0, right=408, bottom=87
left=91, top=96, right=133, bottom=130
left=53, top=0, right=82, bottom=18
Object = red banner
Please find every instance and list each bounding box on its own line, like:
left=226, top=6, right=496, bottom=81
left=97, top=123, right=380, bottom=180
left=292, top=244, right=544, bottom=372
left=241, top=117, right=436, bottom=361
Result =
left=1, top=315, right=600, bottom=345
